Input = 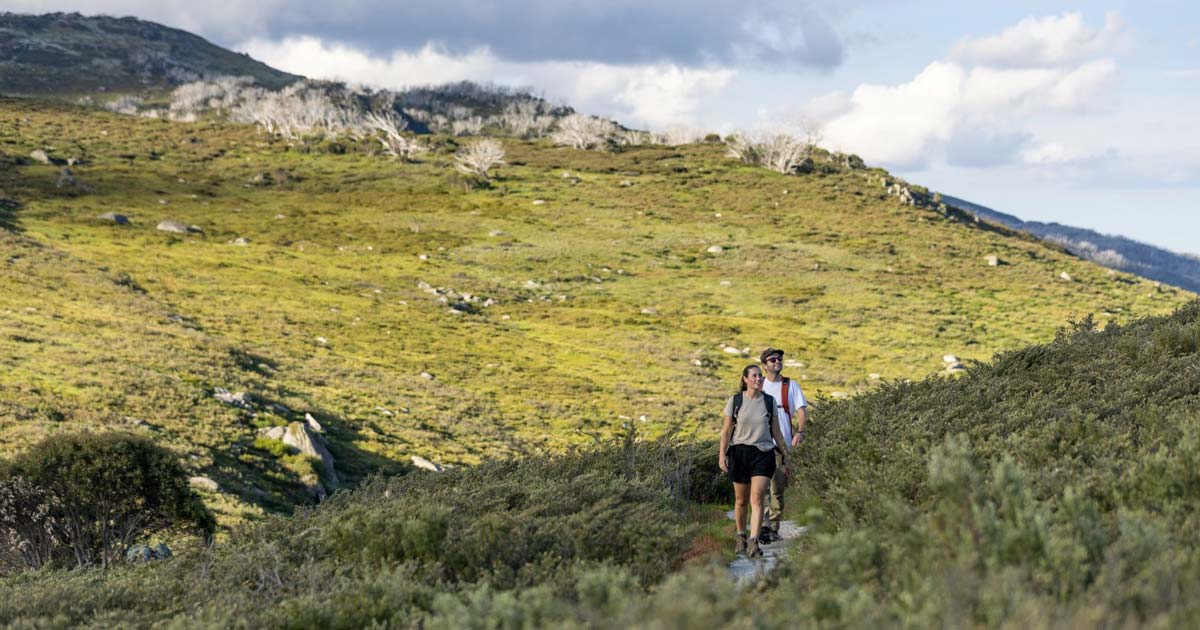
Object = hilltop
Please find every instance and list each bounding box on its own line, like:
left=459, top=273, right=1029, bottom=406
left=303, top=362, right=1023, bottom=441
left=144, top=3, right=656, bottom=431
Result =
left=0, top=12, right=299, bottom=96
left=0, top=93, right=1191, bottom=523
left=943, top=194, right=1200, bottom=294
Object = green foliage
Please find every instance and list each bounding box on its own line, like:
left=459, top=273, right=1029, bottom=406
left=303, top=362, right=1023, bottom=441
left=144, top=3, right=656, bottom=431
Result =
left=0, top=432, right=215, bottom=573
left=0, top=435, right=705, bottom=627
left=2, top=303, right=1200, bottom=625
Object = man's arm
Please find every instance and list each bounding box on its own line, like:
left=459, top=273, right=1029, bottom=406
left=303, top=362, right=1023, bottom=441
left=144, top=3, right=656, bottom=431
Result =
left=790, top=381, right=808, bottom=447
left=790, top=406, right=808, bottom=447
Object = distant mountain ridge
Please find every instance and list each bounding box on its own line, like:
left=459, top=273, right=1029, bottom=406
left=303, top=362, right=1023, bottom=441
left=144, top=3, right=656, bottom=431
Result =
left=0, top=12, right=299, bottom=95
left=942, top=194, right=1200, bottom=294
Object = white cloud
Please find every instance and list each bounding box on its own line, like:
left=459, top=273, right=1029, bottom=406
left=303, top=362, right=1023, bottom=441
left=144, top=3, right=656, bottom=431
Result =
left=239, top=37, right=495, bottom=87
left=612, top=66, right=736, bottom=128
left=236, top=36, right=735, bottom=130
left=822, top=61, right=964, bottom=168
left=811, top=14, right=1124, bottom=171
left=951, top=11, right=1129, bottom=68
left=1048, top=59, right=1118, bottom=110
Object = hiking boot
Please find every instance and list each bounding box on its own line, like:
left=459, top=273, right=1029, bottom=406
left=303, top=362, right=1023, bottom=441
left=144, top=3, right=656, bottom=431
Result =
left=735, top=532, right=748, bottom=554
left=748, top=537, right=763, bottom=558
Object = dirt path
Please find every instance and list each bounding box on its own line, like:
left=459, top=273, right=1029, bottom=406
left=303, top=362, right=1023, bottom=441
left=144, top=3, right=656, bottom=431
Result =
left=726, top=510, right=807, bottom=584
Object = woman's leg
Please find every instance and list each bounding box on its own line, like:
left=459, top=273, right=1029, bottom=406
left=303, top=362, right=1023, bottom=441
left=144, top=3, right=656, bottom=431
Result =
left=733, top=482, right=749, bottom=534
left=748, top=475, right=771, bottom=540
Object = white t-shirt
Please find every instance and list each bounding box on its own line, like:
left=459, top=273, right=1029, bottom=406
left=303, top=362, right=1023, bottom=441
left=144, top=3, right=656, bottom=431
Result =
left=761, top=377, right=807, bottom=447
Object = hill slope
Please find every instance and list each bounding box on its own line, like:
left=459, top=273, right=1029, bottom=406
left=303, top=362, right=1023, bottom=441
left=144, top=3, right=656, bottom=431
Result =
left=0, top=12, right=299, bottom=96
left=2, top=302, right=1196, bottom=627
left=943, top=193, right=1200, bottom=294
left=0, top=96, right=1192, bottom=522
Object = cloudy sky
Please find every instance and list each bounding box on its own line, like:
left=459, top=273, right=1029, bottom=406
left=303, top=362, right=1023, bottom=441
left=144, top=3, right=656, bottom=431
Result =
left=9, top=1, right=1199, bottom=254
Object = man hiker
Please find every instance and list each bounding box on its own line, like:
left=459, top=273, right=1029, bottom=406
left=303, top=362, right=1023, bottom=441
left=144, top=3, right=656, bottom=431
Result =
left=758, top=347, right=807, bottom=543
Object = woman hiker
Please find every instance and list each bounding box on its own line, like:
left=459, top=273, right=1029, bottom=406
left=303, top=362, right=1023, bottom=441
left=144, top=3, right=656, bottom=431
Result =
left=719, top=364, right=789, bottom=557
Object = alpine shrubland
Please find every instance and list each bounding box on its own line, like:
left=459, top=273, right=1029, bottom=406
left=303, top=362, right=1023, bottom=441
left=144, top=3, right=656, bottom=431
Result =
left=0, top=93, right=1191, bottom=525
left=2, top=302, right=1197, bottom=627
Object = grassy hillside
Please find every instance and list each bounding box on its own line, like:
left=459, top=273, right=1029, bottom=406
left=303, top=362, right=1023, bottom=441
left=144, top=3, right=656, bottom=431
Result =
left=0, top=12, right=299, bottom=96
left=0, top=96, right=1192, bottom=522
left=2, top=302, right=1196, bottom=627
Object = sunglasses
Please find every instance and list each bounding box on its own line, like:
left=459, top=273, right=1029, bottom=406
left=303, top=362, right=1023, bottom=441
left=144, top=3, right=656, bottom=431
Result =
left=763, top=357, right=782, bottom=363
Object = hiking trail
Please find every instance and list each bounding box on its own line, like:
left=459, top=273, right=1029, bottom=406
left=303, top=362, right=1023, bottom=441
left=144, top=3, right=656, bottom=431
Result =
left=726, top=510, right=807, bottom=584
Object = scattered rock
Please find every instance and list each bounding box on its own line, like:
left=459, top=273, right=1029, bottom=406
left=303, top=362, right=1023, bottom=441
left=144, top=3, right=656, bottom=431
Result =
left=213, top=387, right=251, bottom=408
left=157, top=220, right=201, bottom=234
left=640, top=307, right=658, bottom=315
left=188, top=476, right=219, bottom=492
left=29, top=149, right=50, bottom=164
left=97, top=212, right=129, bottom=225
left=986, top=255, right=1000, bottom=266
left=1060, top=272, right=1073, bottom=282
left=719, top=280, right=731, bottom=286
left=305, top=413, right=323, bottom=433
left=420, top=371, right=435, bottom=380
left=532, top=199, right=546, bottom=205
left=942, top=355, right=958, bottom=364
left=869, top=373, right=881, bottom=380
left=831, top=391, right=849, bottom=399
left=619, top=180, right=633, bottom=187
left=706, top=245, right=724, bottom=254
left=723, top=346, right=744, bottom=355
left=126, top=543, right=172, bottom=563
left=315, top=336, right=328, bottom=345
left=258, top=425, right=286, bottom=441
left=411, top=455, right=443, bottom=472
left=374, top=407, right=394, bottom=417
left=283, top=421, right=338, bottom=495
left=488, top=229, right=506, bottom=237
left=230, top=237, right=250, bottom=246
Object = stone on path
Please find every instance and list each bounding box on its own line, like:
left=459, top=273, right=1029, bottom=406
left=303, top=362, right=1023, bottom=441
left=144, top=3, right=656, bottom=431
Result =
left=29, top=149, right=49, bottom=164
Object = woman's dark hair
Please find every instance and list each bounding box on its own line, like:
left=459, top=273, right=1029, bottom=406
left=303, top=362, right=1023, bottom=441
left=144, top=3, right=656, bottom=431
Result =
left=739, top=364, right=761, bottom=392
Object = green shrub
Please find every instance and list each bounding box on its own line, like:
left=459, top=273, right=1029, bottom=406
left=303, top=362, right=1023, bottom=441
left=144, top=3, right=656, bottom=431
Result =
left=0, top=433, right=215, bottom=572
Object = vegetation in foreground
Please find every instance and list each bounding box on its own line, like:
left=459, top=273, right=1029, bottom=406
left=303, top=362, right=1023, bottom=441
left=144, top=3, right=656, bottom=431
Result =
left=0, top=95, right=1191, bottom=523
left=2, top=302, right=1197, bottom=628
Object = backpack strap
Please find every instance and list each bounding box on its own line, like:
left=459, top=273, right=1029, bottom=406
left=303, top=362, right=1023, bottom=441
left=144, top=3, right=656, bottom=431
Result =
left=781, top=377, right=792, bottom=419
left=730, top=392, right=744, bottom=425
left=763, top=393, right=776, bottom=429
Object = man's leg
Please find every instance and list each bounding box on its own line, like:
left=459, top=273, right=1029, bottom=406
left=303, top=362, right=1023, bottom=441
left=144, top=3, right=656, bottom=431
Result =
left=767, top=450, right=788, bottom=532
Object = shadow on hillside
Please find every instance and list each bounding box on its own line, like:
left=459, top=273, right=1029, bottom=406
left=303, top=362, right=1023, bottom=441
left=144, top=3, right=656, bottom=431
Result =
left=0, top=197, right=20, bottom=232
left=212, top=350, right=411, bottom=512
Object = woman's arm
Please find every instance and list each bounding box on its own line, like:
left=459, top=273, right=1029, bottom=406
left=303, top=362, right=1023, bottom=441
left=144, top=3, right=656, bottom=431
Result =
left=770, top=410, right=787, bottom=466
left=718, top=414, right=734, bottom=472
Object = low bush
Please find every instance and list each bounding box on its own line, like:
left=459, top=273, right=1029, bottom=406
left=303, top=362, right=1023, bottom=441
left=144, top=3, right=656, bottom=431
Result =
left=0, top=433, right=215, bottom=573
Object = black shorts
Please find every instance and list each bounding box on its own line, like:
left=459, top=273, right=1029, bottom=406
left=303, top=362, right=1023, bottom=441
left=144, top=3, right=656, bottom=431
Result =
left=728, top=444, right=776, bottom=484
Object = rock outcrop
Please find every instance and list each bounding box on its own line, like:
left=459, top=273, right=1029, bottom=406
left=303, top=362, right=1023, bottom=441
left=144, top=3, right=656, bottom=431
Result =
left=283, top=421, right=338, bottom=498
